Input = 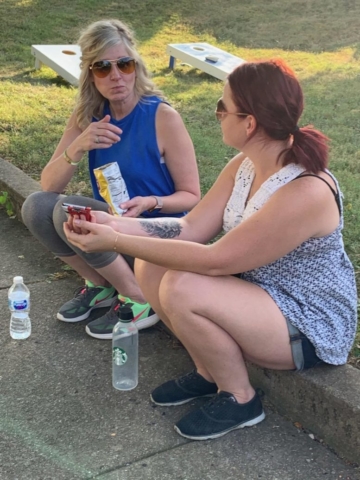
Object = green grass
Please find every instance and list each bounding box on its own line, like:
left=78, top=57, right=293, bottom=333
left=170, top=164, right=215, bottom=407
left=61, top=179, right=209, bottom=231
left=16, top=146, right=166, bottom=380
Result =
left=1, top=0, right=360, bottom=366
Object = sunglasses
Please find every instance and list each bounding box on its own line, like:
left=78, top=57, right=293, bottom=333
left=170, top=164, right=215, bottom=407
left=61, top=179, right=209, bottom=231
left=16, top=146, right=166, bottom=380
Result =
left=89, top=57, right=136, bottom=78
left=215, top=98, right=249, bottom=122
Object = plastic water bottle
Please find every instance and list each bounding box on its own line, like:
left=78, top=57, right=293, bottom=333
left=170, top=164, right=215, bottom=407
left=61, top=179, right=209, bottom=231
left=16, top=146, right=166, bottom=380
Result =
left=8, top=276, right=31, bottom=340
left=112, top=304, right=138, bottom=390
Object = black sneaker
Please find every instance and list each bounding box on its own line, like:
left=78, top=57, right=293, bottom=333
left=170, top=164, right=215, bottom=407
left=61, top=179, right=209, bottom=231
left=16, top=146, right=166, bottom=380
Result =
left=150, top=370, right=218, bottom=406
left=85, top=296, right=159, bottom=340
left=174, top=391, right=265, bottom=440
left=57, top=284, right=116, bottom=322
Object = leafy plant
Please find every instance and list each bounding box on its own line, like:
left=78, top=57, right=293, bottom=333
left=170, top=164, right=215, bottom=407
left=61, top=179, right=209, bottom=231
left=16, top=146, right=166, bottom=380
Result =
left=0, top=191, right=15, bottom=217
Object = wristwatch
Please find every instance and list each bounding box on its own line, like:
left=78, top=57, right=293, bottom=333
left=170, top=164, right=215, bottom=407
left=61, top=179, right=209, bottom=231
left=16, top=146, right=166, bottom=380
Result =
left=148, top=195, right=163, bottom=212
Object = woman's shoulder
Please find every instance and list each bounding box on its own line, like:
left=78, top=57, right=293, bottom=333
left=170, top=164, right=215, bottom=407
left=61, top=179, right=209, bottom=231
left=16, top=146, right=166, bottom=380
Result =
left=219, top=153, right=252, bottom=183
left=155, top=100, right=176, bottom=116
left=155, top=101, right=185, bottom=129
left=291, top=169, right=339, bottom=195
left=228, top=152, right=252, bottom=174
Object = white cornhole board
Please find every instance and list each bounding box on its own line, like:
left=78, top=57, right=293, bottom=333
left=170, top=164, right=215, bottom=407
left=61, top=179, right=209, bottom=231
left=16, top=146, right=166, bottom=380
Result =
left=31, top=45, right=81, bottom=86
left=166, top=43, right=245, bottom=81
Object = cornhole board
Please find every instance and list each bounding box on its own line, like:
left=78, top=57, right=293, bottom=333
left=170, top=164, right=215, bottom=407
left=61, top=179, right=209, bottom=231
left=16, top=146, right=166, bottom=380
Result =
left=31, top=45, right=81, bottom=86
left=166, top=42, right=245, bottom=81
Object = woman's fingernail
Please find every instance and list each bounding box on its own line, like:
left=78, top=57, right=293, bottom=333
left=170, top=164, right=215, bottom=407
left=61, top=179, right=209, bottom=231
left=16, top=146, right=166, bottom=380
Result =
left=74, top=219, right=80, bottom=225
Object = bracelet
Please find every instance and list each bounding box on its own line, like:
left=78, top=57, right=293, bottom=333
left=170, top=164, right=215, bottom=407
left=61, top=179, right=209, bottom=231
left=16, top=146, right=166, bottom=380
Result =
left=114, top=234, right=119, bottom=251
left=63, top=149, right=79, bottom=166
left=147, top=195, right=164, bottom=213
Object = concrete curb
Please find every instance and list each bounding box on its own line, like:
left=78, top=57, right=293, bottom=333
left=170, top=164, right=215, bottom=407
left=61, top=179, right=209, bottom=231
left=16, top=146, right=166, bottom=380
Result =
left=1, top=155, right=360, bottom=465
left=247, top=363, right=360, bottom=465
left=0, top=157, right=41, bottom=218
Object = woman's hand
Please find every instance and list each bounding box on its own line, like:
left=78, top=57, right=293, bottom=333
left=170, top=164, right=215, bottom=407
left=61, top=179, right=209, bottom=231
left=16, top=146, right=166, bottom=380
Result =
left=65, top=210, right=118, bottom=235
left=66, top=212, right=91, bottom=235
left=72, top=115, right=122, bottom=154
left=90, top=210, right=118, bottom=229
left=41, top=112, right=122, bottom=193
left=64, top=220, right=116, bottom=253
left=120, top=196, right=157, bottom=217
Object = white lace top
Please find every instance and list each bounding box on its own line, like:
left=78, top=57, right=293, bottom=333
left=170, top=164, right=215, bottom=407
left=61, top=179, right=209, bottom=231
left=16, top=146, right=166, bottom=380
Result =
left=223, top=158, right=357, bottom=365
left=223, top=158, right=305, bottom=231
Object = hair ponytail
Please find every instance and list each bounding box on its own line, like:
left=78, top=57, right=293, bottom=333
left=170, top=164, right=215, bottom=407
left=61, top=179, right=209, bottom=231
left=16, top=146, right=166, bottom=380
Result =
left=282, top=126, right=329, bottom=172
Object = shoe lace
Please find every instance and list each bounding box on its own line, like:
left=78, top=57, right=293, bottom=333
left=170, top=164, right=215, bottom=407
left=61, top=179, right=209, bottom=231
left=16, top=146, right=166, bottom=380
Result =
left=178, top=370, right=197, bottom=386
left=202, top=394, right=232, bottom=414
left=113, top=298, right=122, bottom=313
left=73, top=285, right=92, bottom=302
left=101, top=296, right=126, bottom=323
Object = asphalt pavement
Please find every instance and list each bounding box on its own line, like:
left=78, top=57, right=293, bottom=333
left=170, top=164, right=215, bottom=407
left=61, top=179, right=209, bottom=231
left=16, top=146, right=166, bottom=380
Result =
left=1, top=207, right=359, bottom=479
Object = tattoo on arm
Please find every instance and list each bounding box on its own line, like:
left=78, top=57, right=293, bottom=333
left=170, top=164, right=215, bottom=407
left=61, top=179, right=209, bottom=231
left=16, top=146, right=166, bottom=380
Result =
left=140, top=220, right=182, bottom=239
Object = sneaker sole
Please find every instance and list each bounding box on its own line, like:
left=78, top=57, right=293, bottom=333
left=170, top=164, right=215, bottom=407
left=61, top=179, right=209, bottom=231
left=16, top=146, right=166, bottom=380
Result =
left=57, top=297, right=116, bottom=323
left=135, top=313, right=159, bottom=330
left=174, top=411, right=266, bottom=440
left=150, top=392, right=216, bottom=406
left=85, top=313, right=160, bottom=340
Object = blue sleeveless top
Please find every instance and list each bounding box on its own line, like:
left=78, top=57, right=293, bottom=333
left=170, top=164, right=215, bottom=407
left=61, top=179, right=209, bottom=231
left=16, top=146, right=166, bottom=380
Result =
left=88, top=96, right=186, bottom=218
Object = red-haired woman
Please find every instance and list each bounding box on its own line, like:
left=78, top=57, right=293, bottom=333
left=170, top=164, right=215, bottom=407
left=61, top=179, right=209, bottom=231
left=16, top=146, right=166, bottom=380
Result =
left=64, top=59, right=357, bottom=440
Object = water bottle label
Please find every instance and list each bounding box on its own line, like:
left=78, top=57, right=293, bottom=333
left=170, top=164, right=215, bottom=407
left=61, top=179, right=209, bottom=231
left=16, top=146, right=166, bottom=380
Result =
left=9, top=299, right=29, bottom=310
left=113, top=347, right=128, bottom=366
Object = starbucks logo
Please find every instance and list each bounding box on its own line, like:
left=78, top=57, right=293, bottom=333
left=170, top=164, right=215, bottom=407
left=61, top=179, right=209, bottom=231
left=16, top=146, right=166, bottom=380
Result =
left=113, top=347, right=128, bottom=365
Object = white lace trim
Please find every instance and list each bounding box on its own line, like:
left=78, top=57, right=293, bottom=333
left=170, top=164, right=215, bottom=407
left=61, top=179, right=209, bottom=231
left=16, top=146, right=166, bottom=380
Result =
left=223, top=158, right=305, bottom=232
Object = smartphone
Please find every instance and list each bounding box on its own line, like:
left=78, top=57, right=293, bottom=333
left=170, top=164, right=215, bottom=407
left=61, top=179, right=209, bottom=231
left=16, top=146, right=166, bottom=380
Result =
left=62, top=203, right=92, bottom=221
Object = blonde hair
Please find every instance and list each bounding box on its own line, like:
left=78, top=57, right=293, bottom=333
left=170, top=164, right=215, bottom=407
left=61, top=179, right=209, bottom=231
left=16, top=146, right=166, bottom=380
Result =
left=75, top=19, right=165, bottom=129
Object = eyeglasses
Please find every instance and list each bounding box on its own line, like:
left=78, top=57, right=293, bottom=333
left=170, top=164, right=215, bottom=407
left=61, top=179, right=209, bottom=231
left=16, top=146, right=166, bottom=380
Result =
left=215, top=98, right=249, bottom=122
left=89, top=57, right=136, bottom=78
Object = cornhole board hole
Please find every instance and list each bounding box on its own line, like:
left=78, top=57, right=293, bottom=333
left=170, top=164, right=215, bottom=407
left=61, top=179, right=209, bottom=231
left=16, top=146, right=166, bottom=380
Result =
left=31, top=45, right=81, bottom=86
left=166, top=42, right=245, bottom=81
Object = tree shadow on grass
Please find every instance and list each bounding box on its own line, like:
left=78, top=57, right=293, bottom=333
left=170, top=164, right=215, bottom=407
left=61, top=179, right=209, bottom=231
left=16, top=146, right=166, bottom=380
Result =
left=181, top=0, right=360, bottom=54
left=2, top=0, right=360, bottom=73
left=0, top=71, right=76, bottom=88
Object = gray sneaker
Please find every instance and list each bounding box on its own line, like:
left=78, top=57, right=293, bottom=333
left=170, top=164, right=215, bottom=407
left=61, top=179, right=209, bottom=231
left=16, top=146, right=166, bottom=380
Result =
left=57, top=285, right=116, bottom=322
left=85, top=296, right=124, bottom=339
left=86, top=296, right=159, bottom=340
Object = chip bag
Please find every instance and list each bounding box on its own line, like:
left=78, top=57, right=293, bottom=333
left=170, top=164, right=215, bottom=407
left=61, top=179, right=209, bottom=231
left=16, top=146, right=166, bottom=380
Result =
left=93, top=162, right=129, bottom=216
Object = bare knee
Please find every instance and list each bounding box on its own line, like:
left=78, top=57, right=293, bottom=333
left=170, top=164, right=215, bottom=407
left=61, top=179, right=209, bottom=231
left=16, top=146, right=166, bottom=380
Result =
left=134, top=260, right=169, bottom=308
left=159, top=270, right=200, bottom=316
left=135, top=259, right=155, bottom=284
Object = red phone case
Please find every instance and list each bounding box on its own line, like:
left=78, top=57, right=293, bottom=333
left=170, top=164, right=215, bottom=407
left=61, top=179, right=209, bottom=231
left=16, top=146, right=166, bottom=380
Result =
left=63, top=204, right=92, bottom=222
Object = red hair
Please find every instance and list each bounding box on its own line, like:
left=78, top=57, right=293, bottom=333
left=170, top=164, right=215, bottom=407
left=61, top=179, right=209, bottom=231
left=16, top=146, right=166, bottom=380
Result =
left=227, top=59, right=329, bottom=172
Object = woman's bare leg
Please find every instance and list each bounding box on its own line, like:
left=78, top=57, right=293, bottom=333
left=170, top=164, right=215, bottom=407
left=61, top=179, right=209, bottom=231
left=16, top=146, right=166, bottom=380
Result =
left=135, top=260, right=223, bottom=381
left=135, top=259, right=170, bottom=320
left=58, top=255, right=110, bottom=287
left=97, top=256, right=145, bottom=303
left=59, top=254, right=147, bottom=303
left=158, top=270, right=294, bottom=403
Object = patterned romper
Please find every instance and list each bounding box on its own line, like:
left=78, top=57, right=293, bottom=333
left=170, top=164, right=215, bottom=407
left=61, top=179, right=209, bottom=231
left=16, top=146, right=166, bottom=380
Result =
left=223, top=158, right=357, bottom=366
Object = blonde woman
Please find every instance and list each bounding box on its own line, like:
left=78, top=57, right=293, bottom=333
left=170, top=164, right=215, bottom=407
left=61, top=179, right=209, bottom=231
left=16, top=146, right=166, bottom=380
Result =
left=21, top=19, right=200, bottom=339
